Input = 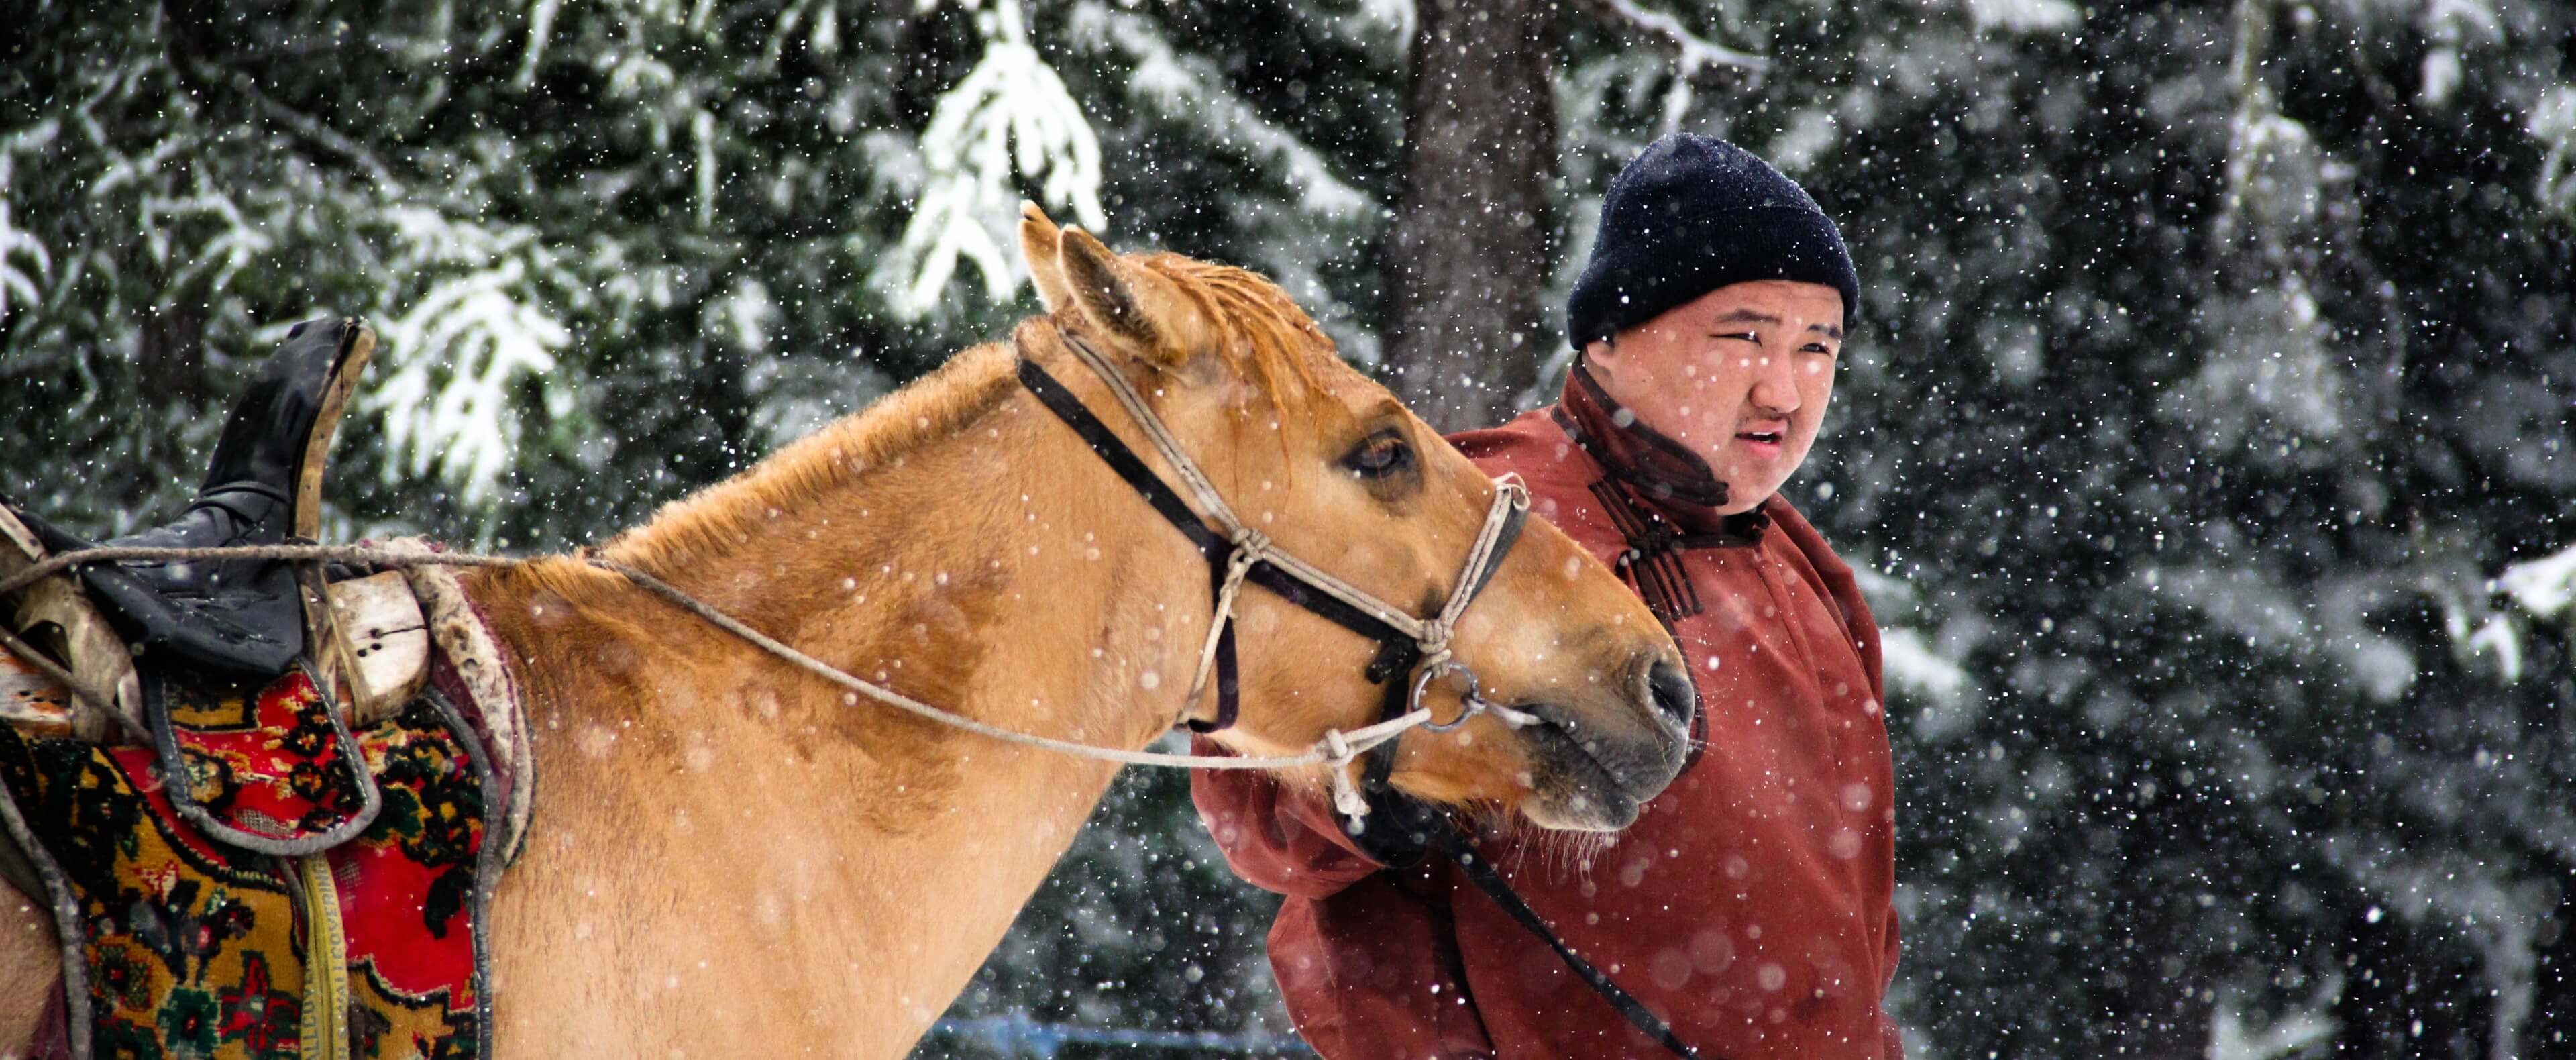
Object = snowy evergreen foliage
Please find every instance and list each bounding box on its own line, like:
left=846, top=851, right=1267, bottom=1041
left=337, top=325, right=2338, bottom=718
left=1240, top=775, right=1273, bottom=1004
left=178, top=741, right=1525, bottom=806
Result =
left=3, top=0, right=2571, bottom=1056
left=887, top=0, right=1107, bottom=317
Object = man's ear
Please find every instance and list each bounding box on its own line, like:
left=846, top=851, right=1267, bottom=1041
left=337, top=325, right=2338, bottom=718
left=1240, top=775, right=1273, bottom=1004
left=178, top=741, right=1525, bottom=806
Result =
left=1055, top=226, right=1217, bottom=369
left=1580, top=339, right=1620, bottom=381
left=1018, top=201, right=1075, bottom=313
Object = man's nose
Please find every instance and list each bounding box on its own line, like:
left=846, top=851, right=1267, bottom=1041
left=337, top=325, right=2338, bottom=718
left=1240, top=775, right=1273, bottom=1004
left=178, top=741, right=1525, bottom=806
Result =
left=1749, top=350, right=1802, bottom=414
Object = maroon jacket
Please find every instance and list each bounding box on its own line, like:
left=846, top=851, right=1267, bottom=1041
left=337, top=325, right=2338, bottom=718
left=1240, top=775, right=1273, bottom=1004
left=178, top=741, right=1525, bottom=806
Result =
left=1194, top=368, right=1901, bottom=1059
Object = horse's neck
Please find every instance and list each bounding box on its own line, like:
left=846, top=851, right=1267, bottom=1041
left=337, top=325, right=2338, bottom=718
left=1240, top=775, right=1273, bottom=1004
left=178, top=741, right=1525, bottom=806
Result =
left=463, top=354, right=1212, bottom=1053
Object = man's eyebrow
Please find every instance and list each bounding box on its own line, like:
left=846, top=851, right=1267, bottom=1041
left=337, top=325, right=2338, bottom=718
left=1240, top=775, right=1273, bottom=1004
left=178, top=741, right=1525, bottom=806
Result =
left=1709, top=307, right=1842, bottom=340
left=1709, top=309, right=1780, bottom=327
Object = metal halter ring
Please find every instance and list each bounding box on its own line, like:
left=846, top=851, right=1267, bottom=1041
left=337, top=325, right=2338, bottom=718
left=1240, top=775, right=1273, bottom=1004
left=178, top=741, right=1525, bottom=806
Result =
left=1413, top=659, right=1491, bottom=732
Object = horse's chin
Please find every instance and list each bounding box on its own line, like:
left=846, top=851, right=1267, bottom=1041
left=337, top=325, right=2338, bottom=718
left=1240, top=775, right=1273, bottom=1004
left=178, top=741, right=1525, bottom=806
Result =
left=1521, top=791, right=1640, bottom=833
left=1513, top=710, right=1677, bottom=833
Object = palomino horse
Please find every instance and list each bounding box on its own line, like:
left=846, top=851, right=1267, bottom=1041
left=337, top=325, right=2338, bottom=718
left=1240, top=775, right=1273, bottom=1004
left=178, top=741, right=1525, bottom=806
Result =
left=1, top=209, right=1692, bottom=1057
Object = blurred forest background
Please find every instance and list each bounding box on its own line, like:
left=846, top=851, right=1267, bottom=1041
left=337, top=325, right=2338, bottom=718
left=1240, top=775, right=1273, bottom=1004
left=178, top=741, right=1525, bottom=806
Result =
left=4, top=0, right=2573, bottom=1055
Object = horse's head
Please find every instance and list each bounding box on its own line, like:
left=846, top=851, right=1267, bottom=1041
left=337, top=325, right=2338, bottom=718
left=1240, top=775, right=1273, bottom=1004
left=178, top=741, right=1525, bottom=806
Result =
left=1019, top=206, right=1693, bottom=831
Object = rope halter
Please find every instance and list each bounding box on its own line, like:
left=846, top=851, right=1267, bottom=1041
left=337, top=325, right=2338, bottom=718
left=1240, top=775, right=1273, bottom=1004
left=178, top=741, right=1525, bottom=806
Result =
left=1023, top=330, right=1538, bottom=820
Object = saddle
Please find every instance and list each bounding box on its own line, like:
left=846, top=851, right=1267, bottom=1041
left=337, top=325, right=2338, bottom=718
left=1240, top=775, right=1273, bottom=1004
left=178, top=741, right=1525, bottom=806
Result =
left=7, top=318, right=388, bottom=853
left=1, top=319, right=527, bottom=1060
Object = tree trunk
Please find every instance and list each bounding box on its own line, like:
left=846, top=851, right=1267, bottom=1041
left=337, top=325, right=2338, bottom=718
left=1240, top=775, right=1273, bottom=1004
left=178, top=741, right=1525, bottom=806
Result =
left=1381, top=0, right=1558, bottom=433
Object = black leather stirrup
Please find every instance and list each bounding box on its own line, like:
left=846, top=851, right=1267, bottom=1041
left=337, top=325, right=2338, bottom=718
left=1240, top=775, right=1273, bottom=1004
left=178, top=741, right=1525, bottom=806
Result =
left=1436, top=827, right=1715, bottom=1059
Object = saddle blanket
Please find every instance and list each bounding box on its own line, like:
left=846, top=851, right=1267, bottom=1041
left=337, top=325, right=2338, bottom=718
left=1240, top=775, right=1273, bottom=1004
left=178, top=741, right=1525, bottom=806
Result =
left=3, top=543, right=530, bottom=1060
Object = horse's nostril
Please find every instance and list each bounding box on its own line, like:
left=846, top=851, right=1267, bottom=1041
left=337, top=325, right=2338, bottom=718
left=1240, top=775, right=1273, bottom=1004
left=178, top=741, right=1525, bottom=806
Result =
left=1647, top=659, right=1696, bottom=730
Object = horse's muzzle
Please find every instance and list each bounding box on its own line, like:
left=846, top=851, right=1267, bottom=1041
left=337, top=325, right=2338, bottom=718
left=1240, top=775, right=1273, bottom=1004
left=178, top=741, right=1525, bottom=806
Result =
left=1515, top=650, right=1695, bottom=831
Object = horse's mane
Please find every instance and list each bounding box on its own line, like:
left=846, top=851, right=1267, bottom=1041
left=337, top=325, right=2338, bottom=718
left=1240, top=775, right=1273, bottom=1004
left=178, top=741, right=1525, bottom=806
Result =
left=594, top=341, right=1021, bottom=579
left=577, top=254, right=1330, bottom=583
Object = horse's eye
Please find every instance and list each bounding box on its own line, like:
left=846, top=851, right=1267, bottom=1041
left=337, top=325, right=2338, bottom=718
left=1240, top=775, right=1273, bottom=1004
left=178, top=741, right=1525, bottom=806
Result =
left=1343, top=433, right=1415, bottom=480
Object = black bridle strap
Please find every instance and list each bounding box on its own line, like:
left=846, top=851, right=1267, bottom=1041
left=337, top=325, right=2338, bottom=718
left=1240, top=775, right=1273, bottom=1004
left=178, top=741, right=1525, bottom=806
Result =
left=1015, top=352, right=1420, bottom=654
left=1437, top=828, right=1711, bottom=1059
left=1016, top=354, right=1225, bottom=558
left=1017, top=352, right=1525, bottom=737
left=1356, top=502, right=1525, bottom=794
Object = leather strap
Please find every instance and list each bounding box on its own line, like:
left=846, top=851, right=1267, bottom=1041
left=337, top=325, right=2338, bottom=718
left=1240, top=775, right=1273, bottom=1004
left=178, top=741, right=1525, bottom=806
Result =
left=1438, top=827, right=1713, bottom=1059
left=1018, top=352, right=1510, bottom=735
left=1352, top=502, right=1526, bottom=853
left=1016, top=355, right=1224, bottom=559
left=1022, top=355, right=1329, bottom=733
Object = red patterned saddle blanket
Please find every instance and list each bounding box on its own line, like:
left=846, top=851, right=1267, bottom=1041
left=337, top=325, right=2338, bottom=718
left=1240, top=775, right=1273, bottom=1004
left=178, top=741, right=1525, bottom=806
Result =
left=1, top=554, right=529, bottom=1060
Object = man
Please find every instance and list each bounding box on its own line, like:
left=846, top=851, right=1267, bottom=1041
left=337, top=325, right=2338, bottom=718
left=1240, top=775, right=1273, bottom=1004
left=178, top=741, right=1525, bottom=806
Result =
left=1194, top=134, right=1900, bottom=1059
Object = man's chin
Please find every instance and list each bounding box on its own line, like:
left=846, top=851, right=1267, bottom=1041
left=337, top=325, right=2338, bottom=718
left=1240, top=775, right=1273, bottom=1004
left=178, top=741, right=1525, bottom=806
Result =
left=1709, top=479, right=1779, bottom=516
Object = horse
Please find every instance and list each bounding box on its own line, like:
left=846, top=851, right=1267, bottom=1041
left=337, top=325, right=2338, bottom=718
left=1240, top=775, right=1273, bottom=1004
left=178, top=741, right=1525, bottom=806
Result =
left=1, top=207, right=1694, bottom=1057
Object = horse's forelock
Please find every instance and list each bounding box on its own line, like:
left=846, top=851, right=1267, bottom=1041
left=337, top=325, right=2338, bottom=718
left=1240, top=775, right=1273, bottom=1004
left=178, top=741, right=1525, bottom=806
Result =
left=1134, top=254, right=1333, bottom=424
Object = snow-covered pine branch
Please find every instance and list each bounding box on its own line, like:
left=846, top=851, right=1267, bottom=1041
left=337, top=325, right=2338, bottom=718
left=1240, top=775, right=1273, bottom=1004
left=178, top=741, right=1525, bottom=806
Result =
left=2498, top=544, right=2576, bottom=624
left=885, top=0, right=1107, bottom=319
left=2535, top=85, right=2576, bottom=217
left=1060, top=3, right=1381, bottom=356
left=366, top=207, right=580, bottom=507
left=1593, top=0, right=1770, bottom=133
left=0, top=127, right=56, bottom=321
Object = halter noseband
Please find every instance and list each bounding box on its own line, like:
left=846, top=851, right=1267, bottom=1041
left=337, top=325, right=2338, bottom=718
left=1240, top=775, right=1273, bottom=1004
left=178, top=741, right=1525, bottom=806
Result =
left=1013, top=329, right=1532, bottom=829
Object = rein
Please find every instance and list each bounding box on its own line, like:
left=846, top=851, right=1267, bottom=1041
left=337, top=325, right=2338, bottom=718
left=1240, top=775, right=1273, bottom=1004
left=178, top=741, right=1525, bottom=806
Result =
left=3, top=333, right=1534, bottom=815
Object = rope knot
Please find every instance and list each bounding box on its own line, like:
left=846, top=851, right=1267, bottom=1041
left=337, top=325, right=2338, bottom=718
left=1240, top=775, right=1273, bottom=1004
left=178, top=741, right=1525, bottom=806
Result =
left=1227, top=527, right=1271, bottom=561
left=1415, top=621, right=1454, bottom=668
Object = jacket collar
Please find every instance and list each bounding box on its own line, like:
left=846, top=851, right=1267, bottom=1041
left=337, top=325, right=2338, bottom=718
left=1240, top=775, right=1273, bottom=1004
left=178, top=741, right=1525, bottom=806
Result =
left=1552, top=362, right=1769, bottom=545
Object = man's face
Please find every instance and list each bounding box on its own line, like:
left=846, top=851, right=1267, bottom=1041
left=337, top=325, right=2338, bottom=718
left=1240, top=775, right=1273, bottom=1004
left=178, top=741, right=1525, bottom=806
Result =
left=1584, top=280, right=1845, bottom=515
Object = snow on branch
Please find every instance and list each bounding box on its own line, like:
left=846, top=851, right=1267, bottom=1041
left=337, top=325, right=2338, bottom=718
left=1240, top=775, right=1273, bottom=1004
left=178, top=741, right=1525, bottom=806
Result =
left=366, top=206, right=580, bottom=506
left=2497, top=544, right=2576, bottom=623
left=886, top=0, right=1106, bottom=318
left=2534, top=85, right=2576, bottom=218
left=1598, top=0, right=1769, bottom=74
left=516, top=0, right=564, bottom=88
left=1595, top=0, right=1770, bottom=133
left=1065, top=5, right=1373, bottom=222
left=0, top=125, right=56, bottom=321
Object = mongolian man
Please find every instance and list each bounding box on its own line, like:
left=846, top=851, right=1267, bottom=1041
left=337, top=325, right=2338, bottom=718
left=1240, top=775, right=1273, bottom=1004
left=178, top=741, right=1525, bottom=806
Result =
left=1195, top=134, right=1903, bottom=1059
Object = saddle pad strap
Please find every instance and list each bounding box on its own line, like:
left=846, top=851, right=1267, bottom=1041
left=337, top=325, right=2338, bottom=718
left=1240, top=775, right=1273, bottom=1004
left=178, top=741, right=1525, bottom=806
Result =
left=327, top=687, right=499, bottom=1058
left=294, top=855, right=351, bottom=1060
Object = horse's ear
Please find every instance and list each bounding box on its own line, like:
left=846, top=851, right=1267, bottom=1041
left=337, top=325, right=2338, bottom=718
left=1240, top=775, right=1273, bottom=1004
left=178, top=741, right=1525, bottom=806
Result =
left=1018, top=201, right=1074, bottom=313
left=1055, top=226, right=1216, bottom=369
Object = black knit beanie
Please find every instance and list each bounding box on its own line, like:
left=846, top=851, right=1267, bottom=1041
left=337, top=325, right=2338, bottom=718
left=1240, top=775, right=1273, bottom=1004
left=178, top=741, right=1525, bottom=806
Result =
left=1566, top=134, right=1859, bottom=349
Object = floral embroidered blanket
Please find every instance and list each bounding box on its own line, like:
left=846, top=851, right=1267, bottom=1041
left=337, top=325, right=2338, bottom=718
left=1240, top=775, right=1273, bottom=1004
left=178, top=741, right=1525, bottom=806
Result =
left=2, top=560, right=531, bottom=1060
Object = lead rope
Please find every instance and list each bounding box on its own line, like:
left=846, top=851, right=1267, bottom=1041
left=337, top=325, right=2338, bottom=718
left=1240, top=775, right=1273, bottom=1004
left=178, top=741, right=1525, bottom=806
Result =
left=1437, top=828, right=1711, bottom=1059
left=0, top=543, right=1426, bottom=775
